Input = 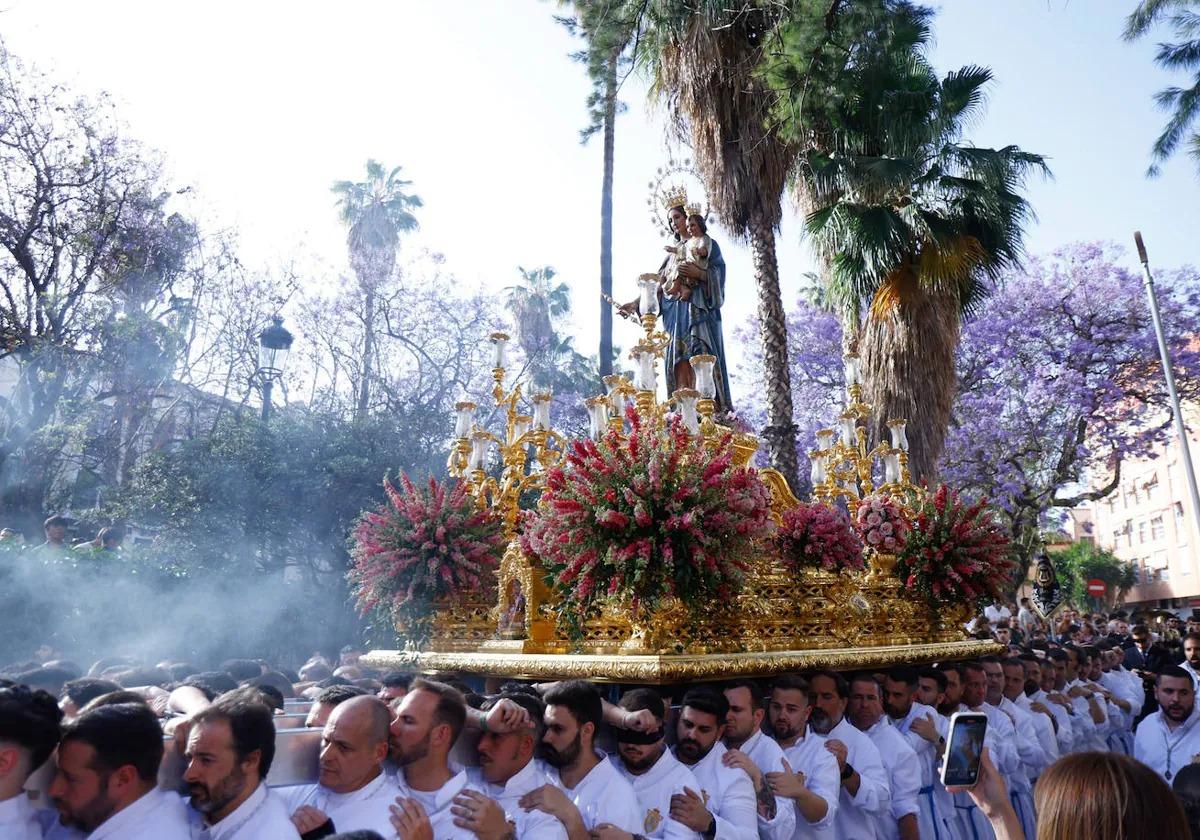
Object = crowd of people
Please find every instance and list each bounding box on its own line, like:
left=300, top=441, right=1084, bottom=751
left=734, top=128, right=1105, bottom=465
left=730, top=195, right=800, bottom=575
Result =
left=2, top=603, right=1200, bottom=839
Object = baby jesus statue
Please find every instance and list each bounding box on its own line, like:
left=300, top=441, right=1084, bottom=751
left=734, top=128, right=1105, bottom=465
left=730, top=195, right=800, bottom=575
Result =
left=662, top=213, right=711, bottom=299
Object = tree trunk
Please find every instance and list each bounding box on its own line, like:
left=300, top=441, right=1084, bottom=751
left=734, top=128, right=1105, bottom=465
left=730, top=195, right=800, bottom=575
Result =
left=860, top=283, right=960, bottom=484
left=747, top=209, right=800, bottom=491
left=357, top=286, right=375, bottom=419
left=598, top=53, right=617, bottom=378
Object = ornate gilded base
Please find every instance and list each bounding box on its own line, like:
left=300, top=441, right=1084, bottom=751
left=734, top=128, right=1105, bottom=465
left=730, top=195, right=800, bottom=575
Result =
left=361, top=638, right=1001, bottom=685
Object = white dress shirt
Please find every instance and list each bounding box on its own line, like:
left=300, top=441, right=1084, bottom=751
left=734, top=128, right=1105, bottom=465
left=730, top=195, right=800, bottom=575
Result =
left=1029, top=688, right=1075, bottom=755
left=550, top=750, right=641, bottom=833
left=186, top=782, right=301, bottom=840
left=1014, top=693, right=1060, bottom=771
left=861, top=719, right=920, bottom=840
left=279, top=770, right=399, bottom=837
left=676, top=741, right=758, bottom=840
left=984, top=604, right=1011, bottom=624
left=1135, top=704, right=1200, bottom=780
left=394, top=765, right=478, bottom=839
left=730, top=730, right=797, bottom=840
left=0, top=794, right=45, bottom=840
left=468, top=759, right=569, bottom=840
left=610, top=747, right=703, bottom=839
left=86, top=788, right=191, bottom=840
left=821, top=717, right=890, bottom=840
left=889, top=702, right=957, bottom=840
left=778, top=728, right=839, bottom=839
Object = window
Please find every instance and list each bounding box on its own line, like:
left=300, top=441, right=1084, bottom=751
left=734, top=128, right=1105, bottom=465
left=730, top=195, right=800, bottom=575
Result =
left=1139, top=521, right=1148, bottom=544
left=1112, top=530, right=1123, bottom=548
left=1152, top=515, right=1166, bottom=541
left=1147, top=475, right=1160, bottom=501
left=1131, top=485, right=1142, bottom=505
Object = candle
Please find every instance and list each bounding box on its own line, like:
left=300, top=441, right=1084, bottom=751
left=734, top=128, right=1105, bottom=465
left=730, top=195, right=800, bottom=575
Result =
left=843, top=353, right=860, bottom=387
left=839, top=414, right=857, bottom=445
left=490, top=332, right=510, bottom=369
left=635, top=346, right=657, bottom=392
left=816, top=428, right=835, bottom=451
left=610, top=388, right=627, bottom=419
left=690, top=354, right=717, bottom=399
left=888, top=419, right=909, bottom=452
left=884, top=453, right=900, bottom=484
left=469, top=432, right=491, bottom=471
left=509, top=415, right=532, bottom=445
left=674, top=388, right=700, bottom=434
left=637, top=274, right=660, bottom=316
left=585, top=396, right=609, bottom=440
left=453, top=401, right=477, bottom=438
left=532, top=393, right=552, bottom=431
left=810, top=452, right=827, bottom=485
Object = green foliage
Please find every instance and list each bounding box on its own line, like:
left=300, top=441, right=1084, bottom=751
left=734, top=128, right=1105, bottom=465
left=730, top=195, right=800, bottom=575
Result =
left=1054, top=542, right=1137, bottom=608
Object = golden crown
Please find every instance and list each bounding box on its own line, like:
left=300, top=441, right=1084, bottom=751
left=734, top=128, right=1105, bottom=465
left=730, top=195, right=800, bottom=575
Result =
left=661, top=184, right=689, bottom=211
left=684, top=203, right=703, bottom=217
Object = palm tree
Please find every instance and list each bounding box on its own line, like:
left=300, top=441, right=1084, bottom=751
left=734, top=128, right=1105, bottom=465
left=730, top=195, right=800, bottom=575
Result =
left=629, top=2, right=803, bottom=489
left=791, top=4, right=1048, bottom=481
left=503, top=265, right=573, bottom=358
left=1124, top=0, right=1200, bottom=176
left=331, top=160, right=422, bottom=418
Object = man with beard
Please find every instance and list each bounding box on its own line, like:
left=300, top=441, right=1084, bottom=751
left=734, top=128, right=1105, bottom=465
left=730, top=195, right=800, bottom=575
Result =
left=183, top=694, right=300, bottom=838
left=46, top=703, right=189, bottom=838
left=467, top=691, right=568, bottom=839
left=991, top=658, right=1046, bottom=839
left=720, top=680, right=797, bottom=839
left=669, top=687, right=763, bottom=840
left=953, top=663, right=1019, bottom=840
left=386, top=678, right=478, bottom=839
left=1029, top=653, right=1074, bottom=756
left=932, top=665, right=964, bottom=717
left=762, top=674, right=837, bottom=838
left=1181, top=633, right=1200, bottom=689
left=605, top=687, right=702, bottom=839
left=806, top=670, right=889, bottom=840
left=847, top=675, right=920, bottom=840
left=1134, top=666, right=1200, bottom=780
left=1063, top=645, right=1108, bottom=750
left=518, top=679, right=641, bottom=837
left=281, top=695, right=398, bottom=837
left=882, top=668, right=959, bottom=840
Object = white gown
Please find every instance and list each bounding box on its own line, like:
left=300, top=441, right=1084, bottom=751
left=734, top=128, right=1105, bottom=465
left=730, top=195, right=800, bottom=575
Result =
left=820, top=717, right=890, bottom=840
left=778, top=729, right=839, bottom=839
left=549, top=750, right=642, bottom=833
left=610, top=748, right=703, bottom=839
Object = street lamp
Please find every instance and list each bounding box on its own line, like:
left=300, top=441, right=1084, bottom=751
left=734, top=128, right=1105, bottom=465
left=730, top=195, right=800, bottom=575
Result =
left=257, top=315, right=294, bottom=421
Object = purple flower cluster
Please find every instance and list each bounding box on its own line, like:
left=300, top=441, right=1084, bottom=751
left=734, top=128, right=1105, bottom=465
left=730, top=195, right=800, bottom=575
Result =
left=855, top=494, right=909, bottom=553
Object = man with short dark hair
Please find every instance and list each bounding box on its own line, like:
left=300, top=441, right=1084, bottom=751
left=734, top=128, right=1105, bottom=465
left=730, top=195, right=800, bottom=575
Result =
left=669, top=686, right=760, bottom=840
left=59, top=678, right=121, bottom=720
left=762, top=674, right=837, bottom=838
left=882, top=668, right=957, bottom=840
left=0, top=685, right=63, bottom=839
left=467, top=691, right=567, bottom=838
left=283, top=695, right=398, bottom=837
left=220, top=659, right=265, bottom=682
left=720, top=679, right=797, bottom=839
left=378, top=672, right=412, bottom=702
left=1135, top=666, right=1200, bottom=780
left=340, top=646, right=365, bottom=668
left=806, top=670, right=889, bottom=839
left=183, top=695, right=300, bottom=838
left=608, top=687, right=701, bottom=839
left=30, top=515, right=70, bottom=559
left=516, top=679, right=640, bottom=837
left=48, top=703, right=190, bottom=837
left=307, top=684, right=371, bottom=729
left=847, top=674, right=919, bottom=840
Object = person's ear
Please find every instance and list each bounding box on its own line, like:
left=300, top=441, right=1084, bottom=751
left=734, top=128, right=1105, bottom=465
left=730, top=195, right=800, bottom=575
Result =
left=0, top=745, right=19, bottom=780
left=111, top=763, right=139, bottom=792
left=581, top=721, right=595, bottom=744
left=240, top=748, right=262, bottom=778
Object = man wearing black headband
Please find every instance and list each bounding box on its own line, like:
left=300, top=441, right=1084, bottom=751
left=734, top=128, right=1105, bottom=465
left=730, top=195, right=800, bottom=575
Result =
left=603, top=688, right=702, bottom=839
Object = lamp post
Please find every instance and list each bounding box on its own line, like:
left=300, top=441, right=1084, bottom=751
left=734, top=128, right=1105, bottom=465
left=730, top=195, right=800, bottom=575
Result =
left=257, top=315, right=294, bottom=422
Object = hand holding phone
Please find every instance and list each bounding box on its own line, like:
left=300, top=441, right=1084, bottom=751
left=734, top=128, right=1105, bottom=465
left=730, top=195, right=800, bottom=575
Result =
left=940, top=711, right=989, bottom=788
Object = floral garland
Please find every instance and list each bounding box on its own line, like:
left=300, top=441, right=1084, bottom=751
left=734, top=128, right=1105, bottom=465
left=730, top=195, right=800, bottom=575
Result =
left=348, top=474, right=504, bottom=642
left=896, top=484, right=1016, bottom=605
left=778, top=501, right=864, bottom=573
left=519, top=406, right=774, bottom=622
left=855, top=493, right=910, bottom=554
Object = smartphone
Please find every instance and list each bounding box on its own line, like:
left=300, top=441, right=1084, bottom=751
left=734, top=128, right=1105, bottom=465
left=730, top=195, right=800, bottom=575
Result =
left=940, top=711, right=988, bottom=787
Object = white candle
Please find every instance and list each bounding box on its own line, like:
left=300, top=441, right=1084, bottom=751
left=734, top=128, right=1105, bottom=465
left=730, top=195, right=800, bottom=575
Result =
left=532, top=394, right=552, bottom=431
left=674, top=389, right=700, bottom=434
left=816, top=428, right=835, bottom=450
left=690, top=354, right=717, bottom=399
left=469, top=432, right=491, bottom=471
left=453, top=401, right=476, bottom=438
left=490, top=332, right=509, bottom=369
left=509, top=415, right=532, bottom=445
left=884, top=453, right=900, bottom=484
left=635, top=348, right=657, bottom=392
left=585, top=397, right=609, bottom=440
left=840, top=415, right=857, bottom=445
left=810, top=453, right=826, bottom=485
left=889, top=420, right=909, bottom=452
left=843, top=354, right=860, bottom=387
left=638, top=274, right=660, bottom=316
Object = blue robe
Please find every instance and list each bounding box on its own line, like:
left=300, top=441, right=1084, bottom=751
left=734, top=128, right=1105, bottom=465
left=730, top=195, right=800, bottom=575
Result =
left=660, top=238, right=732, bottom=411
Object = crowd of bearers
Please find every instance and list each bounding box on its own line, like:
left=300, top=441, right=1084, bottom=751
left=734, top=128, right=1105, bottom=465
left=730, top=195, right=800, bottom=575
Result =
left=3, top=619, right=1200, bottom=839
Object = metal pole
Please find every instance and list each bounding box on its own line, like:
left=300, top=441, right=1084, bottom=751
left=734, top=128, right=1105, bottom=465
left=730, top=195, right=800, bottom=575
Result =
left=261, top=378, right=273, bottom=423
left=1135, top=231, right=1200, bottom=544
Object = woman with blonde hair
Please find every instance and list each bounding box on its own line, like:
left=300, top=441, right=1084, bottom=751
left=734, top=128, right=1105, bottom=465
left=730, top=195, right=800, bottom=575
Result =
left=954, top=749, right=1189, bottom=839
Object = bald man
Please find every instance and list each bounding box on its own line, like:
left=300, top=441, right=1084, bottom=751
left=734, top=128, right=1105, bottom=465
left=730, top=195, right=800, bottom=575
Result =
left=281, top=694, right=400, bottom=837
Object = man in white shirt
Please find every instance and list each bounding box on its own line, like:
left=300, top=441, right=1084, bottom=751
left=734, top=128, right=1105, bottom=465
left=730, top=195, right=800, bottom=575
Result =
left=519, top=679, right=641, bottom=837
left=1006, top=658, right=1059, bottom=774
left=386, top=678, right=478, bottom=840
left=807, top=670, right=890, bottom=840
left=988, top=658, right=1045, bottom=839
left=1134, top=666, right=1200, bottom=781
left=1017, top=598, right=1038, bottom=635
left=467, top=691, right=569, bottom=839
left=671, top=687, right=761, bottom=840
left=762, top=674, right=839, bottom=839
left=956, top=662, right=1019, bottom=840
left=882, top=668, right=958, bottom=840
left=282, top=695, right=398, bottom=837
left=1, top=685, right=63, bottom=840
left=1062, top=646, right=1109, bottom=751
left=984, top=603, right=1011, bottom=625
left=1182, top=633, right=1200, bottom=689
left=601, top=687, right=702, bottom=839
left=721, top=679, right=796, bottom=840
left=847, top=674, right=920, bottom=840
left=183, top=693, right=301, bottom=838
left=46, top=702, right=190, bottom=839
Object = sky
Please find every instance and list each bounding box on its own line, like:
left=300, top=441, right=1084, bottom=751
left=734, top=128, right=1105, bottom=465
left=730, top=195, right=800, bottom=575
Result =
left=3, top=0, right=1198, bottom=388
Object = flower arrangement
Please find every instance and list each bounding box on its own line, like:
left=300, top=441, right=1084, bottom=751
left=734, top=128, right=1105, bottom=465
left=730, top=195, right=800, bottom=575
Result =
left=778, top=502, right=865, bottom=573
left=519, top=406, right=775, bottom=623
left=348, top=474, right=504, bottom=642
left=855, top=494, right=910, bottom=554
left=896, top=484, right=1016, bottom=605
